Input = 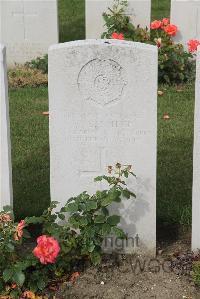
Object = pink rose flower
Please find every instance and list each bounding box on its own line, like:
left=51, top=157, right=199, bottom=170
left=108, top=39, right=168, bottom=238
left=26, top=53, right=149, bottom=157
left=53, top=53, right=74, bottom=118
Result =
left=162, top=18, right=170, bottom=27
left=187, top=39, right=200, bottom=53
left=150, top=20, right=162, bottom=30
left=0, top=213, right=12, bottom=223
left=111, top=32, right=124, bottom=40
left=14, top=220, right=25, bottom=241
left=33, top=235, right=60, bottom=264
left=164, top=24, right=178, bottom=36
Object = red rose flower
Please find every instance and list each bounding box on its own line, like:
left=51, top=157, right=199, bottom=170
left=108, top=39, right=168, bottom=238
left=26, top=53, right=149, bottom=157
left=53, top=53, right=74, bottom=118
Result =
left=111, top=32, right=124, bottom=40
left=150, top=20, right=162, bottom=30
left=33, top=235, right=60, bottom=264
left=187, top=39, right=200, bottom=53
left=164, top=24, right=178, bottom=36
left=162, top=18, right=170, bottom=27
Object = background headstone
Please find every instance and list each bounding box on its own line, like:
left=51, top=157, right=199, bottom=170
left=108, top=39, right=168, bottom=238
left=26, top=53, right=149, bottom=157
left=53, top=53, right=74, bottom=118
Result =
left=49, top=40, right=157, bottom=255
left=0, top=0, right=58, bottom=66
left=0, top=44, right=13, bottom=210
left=192, top=47, right=200, bottom=251
left=171, top=0, right=200, bottom=47
left=86, top=0, right=151, bottom=39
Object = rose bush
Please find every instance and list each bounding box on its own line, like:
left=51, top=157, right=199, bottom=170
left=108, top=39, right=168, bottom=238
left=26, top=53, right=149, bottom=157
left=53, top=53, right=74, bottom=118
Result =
left=102, top=0, right=195, bottom=84
left=101, top=0, right=149, bottom=43
left=0, top=164, right=136, bottom=298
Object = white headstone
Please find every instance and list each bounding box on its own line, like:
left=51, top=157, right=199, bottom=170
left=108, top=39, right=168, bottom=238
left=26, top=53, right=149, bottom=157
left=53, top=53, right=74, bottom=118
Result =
left=0, top=44, right=13, bottom=210
left=49, top=40, right=157, bottom=255
left=0, top=0, right=58, bottom=66
left=86, top=0, right=151, bottom=39
left=171, top=0, right=200, bottom=47
left=192, top=47, right=200, bottom=251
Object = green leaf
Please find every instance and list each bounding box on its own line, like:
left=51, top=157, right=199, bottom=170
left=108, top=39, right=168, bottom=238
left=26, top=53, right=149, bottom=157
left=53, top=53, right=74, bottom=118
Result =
left=86, top=200, right=97, bottom=211
left=124, top=170, right=129, bottom=178
left=69, top=216, right=79, bottom=228
left=80, top=192, right=90, bottom=202
left=94, top=224, right=102, bottom=234
left=10, top=290, right=19, bottom=299
left=79, top=216, right=88, bottom=226
left=109, top=189, right=121, bottom=200
left=13, top=272, right=24, bottom=286
left=37, top=279, right=46, bottom=290
left=107, top=215, right=120, bottom=226
left=3, top=268, right=13, bottom=282
left=122, top=189, right=131, bottom=199
left=66, top=197, right=75, bottom=203
left=28, top=282, right=38, bottom=293
left=94, top=215, right=106, bottom=223
left=94, top=176, right=103, bottom=182
left=101, top=196, right=113, bottom=207
left=90, top=251, right=101, bottom=265
left=129, top=190, right=136, bottom=198
left=78, top=203, right=87, bottom=211
left=113, top=196, right=121, bottom=203
left=101, top=223, right=111, bottom=235
left=13, top=271, right=25, bottom=286
left=87, top=242, right=95, bottom=253
left=102, top=207, right=109, bottom=216
left=112, top=227, right=126, bottom=239
left=66, top=202, right=79, bottom=213
left=60, top=206, right=68, bottom=213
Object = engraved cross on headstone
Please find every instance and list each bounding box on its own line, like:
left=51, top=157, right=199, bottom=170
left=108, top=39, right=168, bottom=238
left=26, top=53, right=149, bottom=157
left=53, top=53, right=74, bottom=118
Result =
left=79, top=147, right=107, bottom=178
left=12, top=0, right=37, bottom=40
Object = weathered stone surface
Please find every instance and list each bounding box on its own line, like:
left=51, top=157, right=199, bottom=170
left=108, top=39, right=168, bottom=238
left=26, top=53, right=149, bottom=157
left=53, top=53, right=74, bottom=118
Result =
left=171, top=0, right=200, bottom=47
left=86, top=0, right=151, bottom=38
left=49, top=40, right=157, bottom=255
left=0, top=0, right=58, bottom=65
left=192, top=47, right=200, bottom=251
left=0, top=44, right=13, bottom=210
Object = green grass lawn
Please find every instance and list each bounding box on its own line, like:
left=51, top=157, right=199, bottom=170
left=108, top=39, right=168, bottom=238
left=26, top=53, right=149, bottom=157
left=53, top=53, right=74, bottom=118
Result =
left=9, top=87, right=50, bottom=219
left=58, top=0, right=85, bottom=42
left=9, top=0, right=195, bottom=225
left=151, top=0, right=171, bottom=20
left=157, top=84, right=194, bottom=225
